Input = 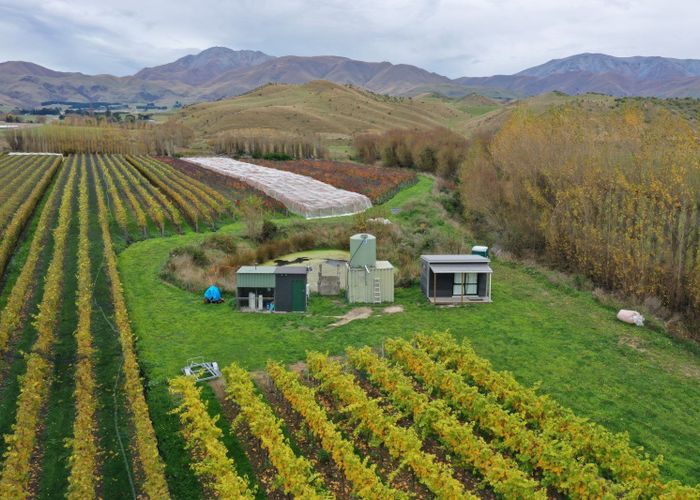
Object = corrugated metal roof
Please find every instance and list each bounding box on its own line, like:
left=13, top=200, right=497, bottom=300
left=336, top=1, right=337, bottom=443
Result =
left=275, top=266, right=309, bottom=275
left=236, top=266, right=276, bottom=288
left=430, top=263, right=493, bottom=274
left=237, top=266, right=276, bottom=274
left=421, top=254, right=490, bottom=264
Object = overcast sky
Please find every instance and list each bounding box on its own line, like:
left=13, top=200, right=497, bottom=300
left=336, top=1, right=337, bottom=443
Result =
left=1, top=0, right=698, bottom=78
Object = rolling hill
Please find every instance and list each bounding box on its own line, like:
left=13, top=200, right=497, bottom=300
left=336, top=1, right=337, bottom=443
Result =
left=0, top=60, right=192, bottom=108
left=173, top=80, right=504, bottom=143
left=200, top=55, right=452, bottom=99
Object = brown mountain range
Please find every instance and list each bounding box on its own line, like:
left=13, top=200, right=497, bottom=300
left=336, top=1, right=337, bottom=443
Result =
left=2, top=48, right=700, bottom=108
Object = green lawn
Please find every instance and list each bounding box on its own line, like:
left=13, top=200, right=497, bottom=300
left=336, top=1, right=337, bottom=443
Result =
left=383, top=174, right=432, bottom=210
left=119, top=176, right=700, bottom=486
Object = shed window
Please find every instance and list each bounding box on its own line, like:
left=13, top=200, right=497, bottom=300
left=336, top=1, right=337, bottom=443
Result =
left=454, top=273, right=478, bottom=295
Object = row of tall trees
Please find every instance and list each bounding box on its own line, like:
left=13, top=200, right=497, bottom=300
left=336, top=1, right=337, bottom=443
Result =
left=461, top=103, right=700, bottom=328
left=354, top=128, right=467, bottom=179
left=209, top=130, right=327, bottom=159
left=7, top=120, right=194, bottom=155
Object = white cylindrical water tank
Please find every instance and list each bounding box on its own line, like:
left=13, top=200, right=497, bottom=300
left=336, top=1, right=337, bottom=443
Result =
left=349, top=233, right=377, bottom=268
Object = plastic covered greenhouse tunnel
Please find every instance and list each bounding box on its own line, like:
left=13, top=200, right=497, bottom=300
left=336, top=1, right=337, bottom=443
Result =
left=187, top=157, right=373, bottom=219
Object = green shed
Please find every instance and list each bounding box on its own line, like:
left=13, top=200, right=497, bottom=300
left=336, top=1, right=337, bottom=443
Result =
left=347, top=260, right=394, bottom=304
left=236, top=266, right=276, bottom=310
left=274, top=267, right=309, bottom=312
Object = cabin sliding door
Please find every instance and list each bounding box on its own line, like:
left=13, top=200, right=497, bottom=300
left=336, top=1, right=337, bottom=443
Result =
left=453, top=273, right=478, bottom=296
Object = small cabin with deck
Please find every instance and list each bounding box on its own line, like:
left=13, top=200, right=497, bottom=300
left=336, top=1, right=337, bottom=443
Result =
left=420, top=254, right=492, bottom=304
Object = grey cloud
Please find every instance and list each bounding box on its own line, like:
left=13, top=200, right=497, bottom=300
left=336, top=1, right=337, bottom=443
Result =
left=0, top=0, right=698, bottom=77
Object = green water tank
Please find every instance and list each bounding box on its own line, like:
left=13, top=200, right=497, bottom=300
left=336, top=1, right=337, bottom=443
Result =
left=349, top=233, right=376, bottom=268
left=471, top=245, right=489, bottom=257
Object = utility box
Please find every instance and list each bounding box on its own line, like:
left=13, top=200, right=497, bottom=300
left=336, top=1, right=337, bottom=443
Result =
left=471, top=245, right=489, bottom=258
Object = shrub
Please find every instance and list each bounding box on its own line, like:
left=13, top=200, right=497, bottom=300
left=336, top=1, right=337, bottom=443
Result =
left=353, top=128, right=468, bottom=180
left=259, top=219, right=278, bottom=243
left=203, top=234, right=238, bottom=254
left=262, top=152, right=293, bottom=161
left=171, top=245, right=210, bottom=267
left=290, top=233, right=316, bottom=250
left=237, top=196, right=266, bottom=241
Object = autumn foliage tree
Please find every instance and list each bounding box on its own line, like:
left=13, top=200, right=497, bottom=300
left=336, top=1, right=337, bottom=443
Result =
left=237, top=195, right=267, bottom=241
left=209, top=129, right=327, bottom=159
left=354, top=127, right=467, bottom=179
left=8, top=119, right=193, bottom=155
left=461, top=102, right=700, bottom=331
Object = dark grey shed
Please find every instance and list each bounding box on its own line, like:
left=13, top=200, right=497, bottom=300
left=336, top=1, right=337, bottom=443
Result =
left=420, top=255, right=492, bottom=304
left=274, top=266, right=309, bottom=312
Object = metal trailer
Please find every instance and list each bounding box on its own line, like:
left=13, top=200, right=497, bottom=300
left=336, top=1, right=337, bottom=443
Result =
left=182, top=357, right=222, bottom=382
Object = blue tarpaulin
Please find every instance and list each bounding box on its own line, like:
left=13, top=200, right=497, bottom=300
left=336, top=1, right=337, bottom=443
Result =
left=204, top=285, right=222, bottom=302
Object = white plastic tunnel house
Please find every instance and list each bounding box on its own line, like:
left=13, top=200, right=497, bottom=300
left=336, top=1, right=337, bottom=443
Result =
left=187, top=157, right=372, bottom=219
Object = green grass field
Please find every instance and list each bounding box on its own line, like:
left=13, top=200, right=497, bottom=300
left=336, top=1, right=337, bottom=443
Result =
left=119, top=176, right=700, bottom=486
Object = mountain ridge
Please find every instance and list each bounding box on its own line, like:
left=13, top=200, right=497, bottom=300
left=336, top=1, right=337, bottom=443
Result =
left=3, top=49, right=700, bottom=108
left=134, top=47, right=275, bottom=86
left=457, top=53, right=700, bottom=98
left=516, top=52, right=700, bottom=79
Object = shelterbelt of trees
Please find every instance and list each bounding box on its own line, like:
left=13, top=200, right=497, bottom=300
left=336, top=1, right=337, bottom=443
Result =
left=6, top=118, right=194, bottom=156
left=460, top=102, right=700, bottom=334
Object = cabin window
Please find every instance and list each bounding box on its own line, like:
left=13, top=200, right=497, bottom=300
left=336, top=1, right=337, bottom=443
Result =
left=454, top=273, right=478, bottom=295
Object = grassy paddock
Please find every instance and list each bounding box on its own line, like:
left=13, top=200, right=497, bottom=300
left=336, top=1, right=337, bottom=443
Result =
left=119, top=176, right=700, bottom=485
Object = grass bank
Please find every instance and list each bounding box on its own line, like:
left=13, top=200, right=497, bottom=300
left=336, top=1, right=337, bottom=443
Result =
left=119, top=175, right=700, bottom=485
